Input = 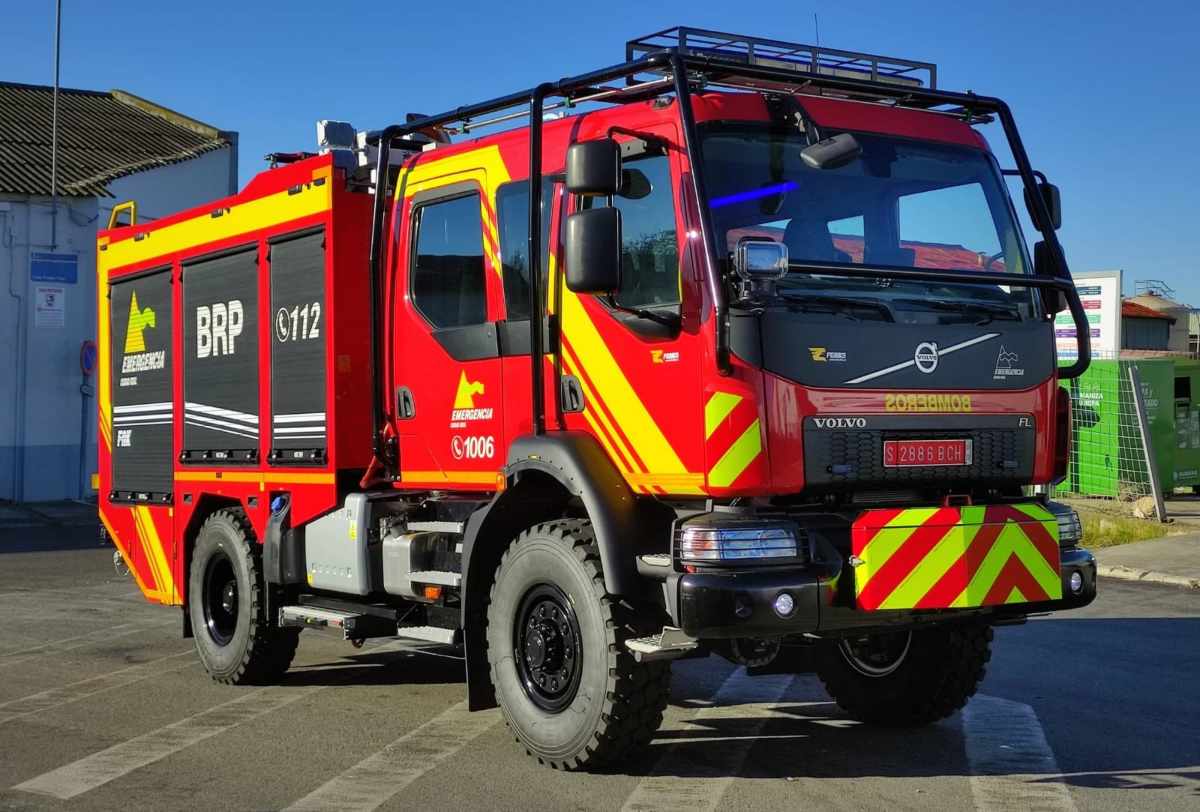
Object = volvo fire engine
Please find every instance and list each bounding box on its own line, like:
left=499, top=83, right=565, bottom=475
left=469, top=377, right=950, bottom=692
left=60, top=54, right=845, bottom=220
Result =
left=97, top=28, right=1096, bottom=769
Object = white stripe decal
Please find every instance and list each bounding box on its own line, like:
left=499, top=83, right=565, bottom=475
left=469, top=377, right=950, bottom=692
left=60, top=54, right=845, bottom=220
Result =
left=964, top=694, right=1078, bottom=811
left=273, top=412, right=326, bottom=424
left=184, top=412, right=260, bottom=434
left=183, top=402, right=259, bottom=425
left=15, top=687, right=315, bottom=800
left=621, top=671, right=798, bottom=811
left=843, top=332, right=1000, bottom=385
left=113, top=402, right=173, bottom=414
left=273, top=426, right=326, bottom=435
left=285, top=702, right=501, bottom=812
left=184, top=419, right=258, bottom=440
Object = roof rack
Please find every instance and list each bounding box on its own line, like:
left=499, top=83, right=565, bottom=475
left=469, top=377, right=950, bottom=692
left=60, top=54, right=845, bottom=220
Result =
left=626, top=26, right=936, bottom=90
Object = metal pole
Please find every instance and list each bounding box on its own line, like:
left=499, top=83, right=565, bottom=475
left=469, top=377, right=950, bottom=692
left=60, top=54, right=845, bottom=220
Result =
left=1128, top=364, right=1168, bottom=522
left=50, top=0, right=62, bottom=247
left=527, top=84, right=551, bottom=436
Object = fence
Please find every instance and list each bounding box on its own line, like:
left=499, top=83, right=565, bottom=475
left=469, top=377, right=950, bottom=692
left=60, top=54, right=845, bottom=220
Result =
left=1054, top=353, right=1162, bottom=508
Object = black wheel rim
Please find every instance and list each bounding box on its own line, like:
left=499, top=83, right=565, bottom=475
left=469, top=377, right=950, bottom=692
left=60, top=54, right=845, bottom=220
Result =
left=514, top=583, right=583, bottom=713
left=838, top=630, right=912, bottom=677
left=202, top=550, right=239, bottom=647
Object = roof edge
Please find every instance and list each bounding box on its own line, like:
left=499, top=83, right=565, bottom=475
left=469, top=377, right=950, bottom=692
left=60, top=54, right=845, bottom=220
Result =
left=110, top=89, right=223, bottom=140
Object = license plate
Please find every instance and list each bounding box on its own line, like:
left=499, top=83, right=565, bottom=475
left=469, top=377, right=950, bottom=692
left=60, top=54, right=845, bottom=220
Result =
left=883, top=439, right=972, bottom=468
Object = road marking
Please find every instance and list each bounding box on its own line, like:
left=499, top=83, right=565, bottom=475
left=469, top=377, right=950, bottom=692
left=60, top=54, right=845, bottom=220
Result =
left=621, top=670, right=797, bottom=812
left=0, top=650, right=195, bottom=725
left=963, top=694, right=1078, bottom=812
left=284, top=702, right=502, bottom=812
left=14, top=686, right=316, bottom=800
left=0, top=620, right=175, bottom=669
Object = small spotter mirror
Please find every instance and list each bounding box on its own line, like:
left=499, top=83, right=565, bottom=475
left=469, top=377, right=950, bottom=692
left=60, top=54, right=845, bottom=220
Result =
left=800, top=133, right=862, bottom=170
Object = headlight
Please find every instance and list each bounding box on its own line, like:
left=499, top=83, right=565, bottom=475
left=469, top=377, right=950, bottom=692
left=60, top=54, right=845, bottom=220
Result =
left=675, top=517, right=803, bottom=565
left=1046, top=501, right=1083, bottom=547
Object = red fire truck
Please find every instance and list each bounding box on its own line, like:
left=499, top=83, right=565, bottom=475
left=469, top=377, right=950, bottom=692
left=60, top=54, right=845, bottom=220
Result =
left=97, top=28, right=1096, bottom=769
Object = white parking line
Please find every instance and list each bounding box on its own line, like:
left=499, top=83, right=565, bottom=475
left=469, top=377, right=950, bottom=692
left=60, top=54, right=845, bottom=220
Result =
left=14, top=686, right=316, bottom=800
left=621, top=671, right=797, bottom=812
left=284, top=702, right=502, bottom=812
left=0, top=650, right=196, bottom=725
left=0, top=620, right=175, bottom=669
left=963, top=694, right=1078, bottom=812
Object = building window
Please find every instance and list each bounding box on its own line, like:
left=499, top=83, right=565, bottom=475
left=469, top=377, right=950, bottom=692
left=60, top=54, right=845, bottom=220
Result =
left=411, top=193, right=487, bottom=328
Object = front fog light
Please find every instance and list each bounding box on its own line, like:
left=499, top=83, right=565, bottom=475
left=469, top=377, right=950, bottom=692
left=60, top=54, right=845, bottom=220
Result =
left=675, top=518, right=802, bottom=565
left=773, top=592, right=795, bottom=617
left=1069, top=571, right=1084, bottom=595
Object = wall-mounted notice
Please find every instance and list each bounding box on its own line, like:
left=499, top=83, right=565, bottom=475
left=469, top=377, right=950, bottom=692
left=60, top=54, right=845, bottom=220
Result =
left=1056, top=269, right=1121, bottom=359
left=34, top=285, right=66, bottom=328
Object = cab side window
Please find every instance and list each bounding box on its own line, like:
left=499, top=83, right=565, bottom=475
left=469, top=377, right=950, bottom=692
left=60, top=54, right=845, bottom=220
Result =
left=411, top=193, right=486, bottom=328
left=496, top=179, right=555, bottom=321
left=585, top=154, right=679, bottom=309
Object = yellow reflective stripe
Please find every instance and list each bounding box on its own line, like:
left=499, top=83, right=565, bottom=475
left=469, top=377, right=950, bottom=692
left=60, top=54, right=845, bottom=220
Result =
left=99, top=183, right=330, bottom=272
left=560, top=289, right=688, bottom=474
left=97, top=265, right=112, bottom=448
left=708, top=419, right=762, bottom=488
left=400, top=470, right=498, bottom=485
left=704, top=392, right=742, bottom=439
left=132, top=506, right=171, bottom=603
left=877, top=524, right=972, bottom=610
left=100, top=507, right=156, bottom=599
left=562, top=351, right=643, bottom=477
left=401, top=146, right=511, bottom=195
left=856, top=508, right=944, bottom=587
left=174, top=471, right=336, bottom=485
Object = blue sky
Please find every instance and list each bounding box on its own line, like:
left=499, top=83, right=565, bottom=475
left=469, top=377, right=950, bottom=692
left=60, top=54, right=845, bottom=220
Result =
left=4, top=1, right=1197, bottom=303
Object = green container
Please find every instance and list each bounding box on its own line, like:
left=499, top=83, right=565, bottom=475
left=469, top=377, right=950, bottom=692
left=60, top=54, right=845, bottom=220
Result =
left=1172, top=358, right=1200, bottom=491
left=1068, top=360, right=1120, bottom=497
left=1128, top=359, right=1174, bottom=492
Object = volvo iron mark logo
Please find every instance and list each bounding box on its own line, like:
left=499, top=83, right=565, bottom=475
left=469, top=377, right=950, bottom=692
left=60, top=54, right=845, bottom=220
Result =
left=812, top=417, right=868, bottom=429
left=914, top=341, right=939, bottom=374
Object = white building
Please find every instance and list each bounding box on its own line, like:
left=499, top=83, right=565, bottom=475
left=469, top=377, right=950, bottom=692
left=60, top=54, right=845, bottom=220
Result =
left=0, top=81, right=238, bottom=501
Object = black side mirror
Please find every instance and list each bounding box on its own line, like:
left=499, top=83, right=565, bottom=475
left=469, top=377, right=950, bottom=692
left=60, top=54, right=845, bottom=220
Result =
left=1025, top=181, right=1062, bottom=231
left=1034, top=240, right=1067, bottom=313
left=566, top=139, right=621, bottom=196
left=565, top=208, right=621, bottom=294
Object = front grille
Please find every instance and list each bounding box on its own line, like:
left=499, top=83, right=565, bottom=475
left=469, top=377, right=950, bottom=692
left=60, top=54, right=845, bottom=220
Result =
left=802, top=415, right=1035, bottom=489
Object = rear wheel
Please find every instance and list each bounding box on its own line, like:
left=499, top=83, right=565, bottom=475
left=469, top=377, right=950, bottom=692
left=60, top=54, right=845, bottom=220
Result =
left=188, top=508, right=299, bottom=684
left=486, top=520, right=671, bottom=770
left=815, top=622, right=992, bottom=726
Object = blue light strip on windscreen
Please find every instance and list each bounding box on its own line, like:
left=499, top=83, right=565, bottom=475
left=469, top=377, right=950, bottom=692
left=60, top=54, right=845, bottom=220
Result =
left=709, top=181, right=799, bottom=209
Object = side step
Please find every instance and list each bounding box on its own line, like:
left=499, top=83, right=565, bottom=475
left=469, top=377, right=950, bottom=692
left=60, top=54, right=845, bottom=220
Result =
left=279, top=605, right=396, bottom=640
left=625, top=627, right=699, bottom=663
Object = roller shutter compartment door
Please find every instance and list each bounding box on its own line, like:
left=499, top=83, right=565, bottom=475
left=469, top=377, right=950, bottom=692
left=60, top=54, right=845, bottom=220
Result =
left=268, top=229, right=328, bottom=465
left=109, top=268, right=174, bottom=501
left=181, top=245, right=260, bottom=463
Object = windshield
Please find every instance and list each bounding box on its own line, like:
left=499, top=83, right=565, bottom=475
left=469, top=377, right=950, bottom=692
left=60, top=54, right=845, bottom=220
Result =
left=700, top=122, right=1036, bottom=322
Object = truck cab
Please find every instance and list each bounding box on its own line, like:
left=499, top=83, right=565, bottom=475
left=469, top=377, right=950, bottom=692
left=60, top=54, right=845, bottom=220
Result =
left=97, top=27, right=1095, bottom=772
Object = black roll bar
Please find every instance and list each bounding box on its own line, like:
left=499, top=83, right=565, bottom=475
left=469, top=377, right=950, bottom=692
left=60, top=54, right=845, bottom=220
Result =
left=363, top=48, right=1086, bottom=476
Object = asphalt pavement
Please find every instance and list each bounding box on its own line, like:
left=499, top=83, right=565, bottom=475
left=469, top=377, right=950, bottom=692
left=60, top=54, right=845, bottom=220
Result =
left=0, top=539, right=1196, bottom=810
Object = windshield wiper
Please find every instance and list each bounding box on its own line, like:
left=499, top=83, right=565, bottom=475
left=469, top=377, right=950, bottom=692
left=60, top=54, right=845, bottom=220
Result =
left=775, top=291, right=894, bottom=322
left=893, top=298, right=1021, bottom=324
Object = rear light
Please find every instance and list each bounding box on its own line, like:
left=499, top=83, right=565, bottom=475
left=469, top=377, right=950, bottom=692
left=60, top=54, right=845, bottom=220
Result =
left=1053, top=385, right=1071, bottom=482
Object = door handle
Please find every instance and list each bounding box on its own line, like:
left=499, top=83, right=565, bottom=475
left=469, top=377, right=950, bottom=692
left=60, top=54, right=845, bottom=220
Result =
left=560, top=376, right=584, bottom=414
left=396, top=386, right=416, bottom=420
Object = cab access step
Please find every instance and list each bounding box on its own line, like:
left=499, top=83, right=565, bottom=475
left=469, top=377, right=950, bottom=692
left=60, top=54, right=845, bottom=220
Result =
left=279, top=596, right=459, bottom=645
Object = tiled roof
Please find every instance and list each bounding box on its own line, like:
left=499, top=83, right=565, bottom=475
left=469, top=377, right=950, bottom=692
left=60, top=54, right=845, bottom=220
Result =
left=1122, top=300, right=1176, bottom=321
left=0, top=82, right=230, bottom=197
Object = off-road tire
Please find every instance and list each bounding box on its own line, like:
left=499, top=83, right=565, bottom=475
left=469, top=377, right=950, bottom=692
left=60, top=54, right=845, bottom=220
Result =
left=188, top=508, right=300, bottom=685
left=486, top=519, right=671, bottom=770
left=815, top=622, right=993, bottom=726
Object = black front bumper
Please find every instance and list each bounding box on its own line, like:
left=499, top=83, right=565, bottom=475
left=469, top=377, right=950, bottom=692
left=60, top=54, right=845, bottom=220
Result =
left=671, top=546, right=1097, bottom=639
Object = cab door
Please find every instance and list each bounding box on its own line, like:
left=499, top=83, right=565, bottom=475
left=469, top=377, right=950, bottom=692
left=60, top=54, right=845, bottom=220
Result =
left=393, top=178, right=505, bottom=490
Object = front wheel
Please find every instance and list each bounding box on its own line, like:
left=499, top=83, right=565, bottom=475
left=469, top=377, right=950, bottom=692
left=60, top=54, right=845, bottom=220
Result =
left=486, top=520, right=671, bottom=770
left=188, top=508, right=300, bottom=684
left=815, top=622, right=992, bottom=726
